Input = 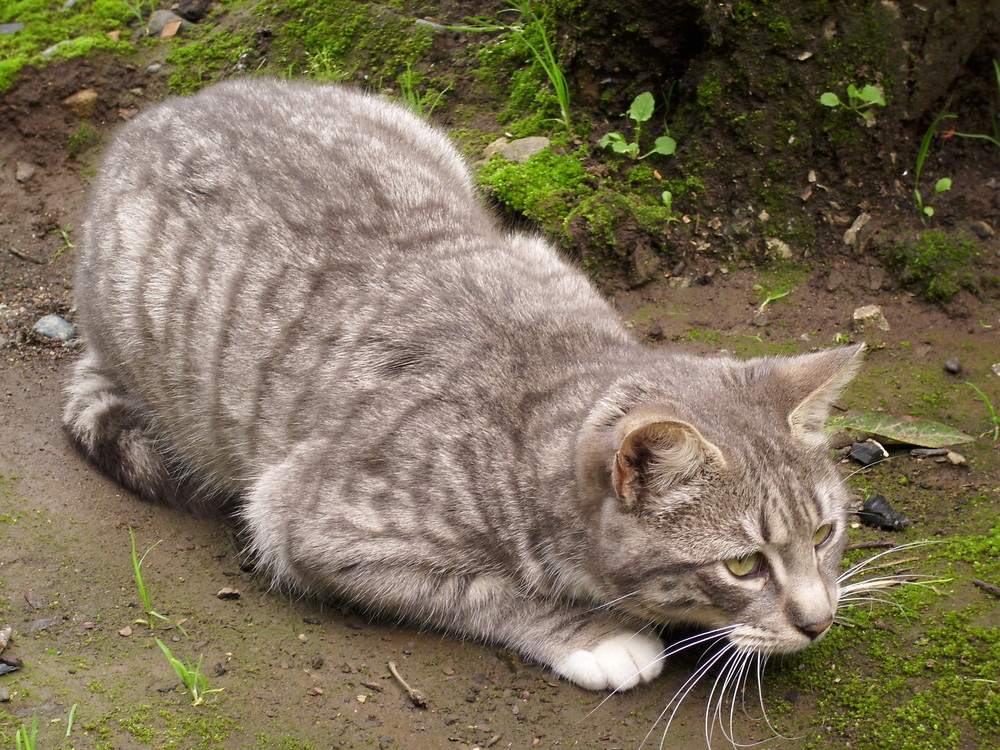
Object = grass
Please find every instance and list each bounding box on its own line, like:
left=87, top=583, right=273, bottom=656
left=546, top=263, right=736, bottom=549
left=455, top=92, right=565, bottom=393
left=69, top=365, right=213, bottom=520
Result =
left=129, top=527, right=185, bottom=632
left=397, top=60, right=451, bottom=118
left=965, top=381, right=999, bottom=441
left=913, top=112, right=956, bottom=223
left=49, top=225, right=74, bottom=262
left=155, top=639, right=224, bottom=706
left=14, top=715, right=38, bottom=750
left=881, top=230, right=979, bottom=303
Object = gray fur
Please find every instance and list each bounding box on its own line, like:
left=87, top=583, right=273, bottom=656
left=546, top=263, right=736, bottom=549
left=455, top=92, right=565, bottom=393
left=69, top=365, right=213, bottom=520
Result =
left=64, top=78, right=863, bottom=691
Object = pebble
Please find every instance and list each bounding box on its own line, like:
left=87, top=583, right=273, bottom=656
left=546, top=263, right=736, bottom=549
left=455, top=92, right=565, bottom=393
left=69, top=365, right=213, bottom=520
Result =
left=849, top=440, right=888, bottom=466
left=216, top=587, right=240, bottom=600
left=33, top=314, right=75, bottom=342
left=146, top=10, right=191, bottom=37
left=858, top=494, right=910, bottom=531
left=852, top=304, right=889, bottom=332
left=61, top=88, right=99, bottom=118
left=63, top=0, right=78, bottom=8
left=0, top=23, right=25, bottom=34
left=498, top=136, right=550, bottom=163
left=843, top=212, right=871, bottom=247
left=0, top=664, right=19, bottom=677
left=970, top=220, right=995, bottom=239
left=15, top=162, right=37, bottom=183
left=29, top=617, right=59, bottom=632
left=175, top=0, right=214, bottom=22
left=944, top=357, right=961, bottom=375
left=765, top=237, right=793, bottom=259
left=146, top=63, right=162, bottom=74
left=944, top=451, right=966, bottom=466
left=41, top=40, right=73, bottom=58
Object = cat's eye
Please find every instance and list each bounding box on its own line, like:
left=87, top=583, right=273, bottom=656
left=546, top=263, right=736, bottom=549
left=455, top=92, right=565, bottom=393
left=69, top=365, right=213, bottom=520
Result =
left=813, top=523, right=833, bottom=548
left=726, top=552, right=764, bottom=578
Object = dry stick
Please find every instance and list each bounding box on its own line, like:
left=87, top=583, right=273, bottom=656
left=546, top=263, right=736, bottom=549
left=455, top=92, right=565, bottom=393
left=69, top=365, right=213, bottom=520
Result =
left=7, top=248, right=46, bottom=264
left=388, top=660, right=428, bottom=708
left=972, top=579, right=1000, bottom=598
left=845, top=541, right=898, bottom=551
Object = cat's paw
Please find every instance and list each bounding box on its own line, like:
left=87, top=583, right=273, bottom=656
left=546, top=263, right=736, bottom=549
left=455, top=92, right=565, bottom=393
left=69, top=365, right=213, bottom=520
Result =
left=554, top=632, right=665, bottom=691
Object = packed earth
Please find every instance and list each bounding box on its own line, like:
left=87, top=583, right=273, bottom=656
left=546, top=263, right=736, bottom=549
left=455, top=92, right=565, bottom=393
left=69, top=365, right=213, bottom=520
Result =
left=1, top=1, right=998, bottom=749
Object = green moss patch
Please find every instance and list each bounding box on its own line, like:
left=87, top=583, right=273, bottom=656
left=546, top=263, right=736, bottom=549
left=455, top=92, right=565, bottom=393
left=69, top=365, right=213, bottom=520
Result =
left=881, top=230, right=980, bottom=303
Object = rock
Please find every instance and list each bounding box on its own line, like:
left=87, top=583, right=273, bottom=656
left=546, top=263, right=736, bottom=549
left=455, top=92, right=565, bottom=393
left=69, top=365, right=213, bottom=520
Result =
left=41, top=40, right=73, bottom=59
left=992, top=363, right=1000, bottom=377
left=146, top=63, right=162, bottom=74
left=498, top=136, right=550, bottom=163
left=0, top=23, right=26, bottom=34
left=0, top=686, right=11, bottom=701
left=175, top=0, right=214, bottom=22
left=829, top=432, right=854, bottom=450
left=61, top=88, right=99, bottom=118
left=15, top=162, right=37, bottom=183
left=825, top=269, right=844, bottom=292
left=482, top=137, right=508, bottom=159
left=944, top=357, right=962, bottom=375
left=849, top=440, right=888, bottom=466
left=765, top=237, right=793, bottom=259
left=852, top=304, right=889, bottom=332
left=0, top=664, right=19, bottom=676
left=117, top=626, right=132, bottom=637
left=29, top=617, right=59, bottom=632
left=630, top=241, right=661, bottom=283
left=146, top=10, right=191, bottom=38
left=858, top=494, right=910, bottom=531
left=843, top=212, right=872, bottom=247
left=63, top=0, right=79, bottom=9
left=970, top=220, right=995, bottom=239
left=216, top=587, right=240, bottom=600
left=33, top=314, right=75, bottom=342
left=944, top=451, right=966, bottom=465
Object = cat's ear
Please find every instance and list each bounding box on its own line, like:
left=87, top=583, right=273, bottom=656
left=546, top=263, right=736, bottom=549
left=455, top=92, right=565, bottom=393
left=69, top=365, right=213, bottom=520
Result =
left=613, top=418, right=725, bottom=512
left=776, top=344, right=865, bottom=447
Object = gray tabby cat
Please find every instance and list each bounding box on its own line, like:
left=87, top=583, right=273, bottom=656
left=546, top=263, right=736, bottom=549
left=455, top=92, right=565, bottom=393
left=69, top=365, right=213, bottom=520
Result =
left=64, top=78, right=863, bottom=692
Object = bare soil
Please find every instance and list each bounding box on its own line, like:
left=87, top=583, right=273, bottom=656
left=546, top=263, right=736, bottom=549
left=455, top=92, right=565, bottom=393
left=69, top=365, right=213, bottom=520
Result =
left=1, top=44, right=998, bottom=750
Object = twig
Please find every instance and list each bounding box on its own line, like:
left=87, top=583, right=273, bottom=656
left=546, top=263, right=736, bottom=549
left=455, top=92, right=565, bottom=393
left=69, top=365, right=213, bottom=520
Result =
left=7, top=248, right=46, bottom=264
left=388, top=660, right=428, bottom=708
left=972, top=579, right=1000, bottom=598
left=845, top=541, right=897, bottom=551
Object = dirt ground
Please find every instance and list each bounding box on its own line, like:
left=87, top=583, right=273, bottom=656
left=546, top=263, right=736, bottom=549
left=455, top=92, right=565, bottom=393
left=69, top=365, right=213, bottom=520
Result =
left=1, top=46, right=999, bottom=750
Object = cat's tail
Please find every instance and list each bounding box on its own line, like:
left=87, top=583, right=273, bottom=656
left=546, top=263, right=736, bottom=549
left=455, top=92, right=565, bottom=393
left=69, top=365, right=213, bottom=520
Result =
left=62, top=347, right=231, bottom=517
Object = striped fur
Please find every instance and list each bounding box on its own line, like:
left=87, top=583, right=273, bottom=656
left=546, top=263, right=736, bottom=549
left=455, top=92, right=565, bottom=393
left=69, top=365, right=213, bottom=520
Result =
left=64, top=79, right=863, bottom=691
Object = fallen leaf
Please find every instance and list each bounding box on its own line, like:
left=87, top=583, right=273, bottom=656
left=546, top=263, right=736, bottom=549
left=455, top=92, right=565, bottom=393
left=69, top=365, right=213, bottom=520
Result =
left=827, top=413, right=974, bottom=448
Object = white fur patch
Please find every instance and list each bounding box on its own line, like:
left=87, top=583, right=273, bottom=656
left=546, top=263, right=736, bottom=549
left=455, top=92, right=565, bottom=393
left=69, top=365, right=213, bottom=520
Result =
left=554, top=632, right=664, bottom=691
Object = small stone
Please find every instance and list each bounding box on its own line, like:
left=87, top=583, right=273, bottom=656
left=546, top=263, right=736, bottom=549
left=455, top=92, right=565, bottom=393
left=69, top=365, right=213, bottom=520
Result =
left=146, top=63, right=162, bottom=74
left=63, top=0, right=78, bottom=9
left=970, top=220, right=995, bottom=239
left=945, top=451, right=966, bottom=465
left=308, top=686, right=324, bottom=696
left=992, top=363, right=1000, bottom=377
left=482, top=137, right=508, bottom=159
left=849, top=440, right=888, bottom=467
left=24, top=589, right=46, bottom=610
left=0, top=664, right=19, bottom=677
left=0, top=686, right=11, bottom=701
left=843, top=212, right=872, bottom=247
left=146, top=10, right=191, bottom=38
left=825, top=269, right=844, bottom=292
left=15, top=162, right=37, bottom=183
left=118, top=626, right=132, bottom=637
left=175, top=0, right=214, bottom=22
left=765, top=237, right=793, bottom=259
left=858, top=494, right=910, bottom=531
left=852, top=304, right=889, bottom=332
left=29, top=617, right=59, bottom=632
left=61, top=88, right=99, bottom=118
left=498, top=136, right=550, bottom=163
left=33, top=314, right=75, bottom=342
left=41, top=40, right=73, bottom=58
left=0, top=23, right=26, bottom=35
left=216, top=587, right=240, bottom=600
left=944, top=357, right=962, bottom=375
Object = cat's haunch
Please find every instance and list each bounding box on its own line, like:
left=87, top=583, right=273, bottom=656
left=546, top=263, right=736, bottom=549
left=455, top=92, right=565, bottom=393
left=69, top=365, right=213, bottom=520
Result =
left=64, top=78, right=863, bottom=692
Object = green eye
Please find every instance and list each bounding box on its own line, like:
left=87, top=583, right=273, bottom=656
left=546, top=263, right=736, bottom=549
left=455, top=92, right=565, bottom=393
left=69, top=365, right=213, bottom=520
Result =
left=813, top=523, right=833, bottom=547
left=726, top=552, right=762, bottom=577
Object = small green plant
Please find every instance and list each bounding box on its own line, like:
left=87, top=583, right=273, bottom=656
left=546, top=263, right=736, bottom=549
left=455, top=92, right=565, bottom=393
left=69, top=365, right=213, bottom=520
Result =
left=15, top=715, right=38, bottom=750
left=155, top=638, right=224, bottom=706
left=397, top=61, right=451, bottom=118
left=753, top=282, right=792, bottom=313
left=965, top=381, right=999, bottom=442
left=125, top=0, right=156, bottom=26
left=49, top=224, right=75, bottom=262
left=66, top=703, right=78, bottom=737
left=443, top=2, right=571, bottom=130
left=819, top=83, right=885, bottom=124
left=913, top=112, right=956, bottom=223
left=660, top=190, right=681, bottom=223
left=67, top=122, right=100, bottom=159
left=129, top=527, right=184, bottom=632
left=599, top=92, right=677, bottom=159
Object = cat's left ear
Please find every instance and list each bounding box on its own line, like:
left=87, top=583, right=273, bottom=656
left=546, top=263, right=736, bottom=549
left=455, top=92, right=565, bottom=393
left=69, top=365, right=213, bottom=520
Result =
left=775, top=344, right=865, bottom=447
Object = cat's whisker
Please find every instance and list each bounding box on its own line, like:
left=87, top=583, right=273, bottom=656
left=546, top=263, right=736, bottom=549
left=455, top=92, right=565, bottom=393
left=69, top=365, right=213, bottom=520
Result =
left=835, top=453, right=895, bottom=488
left=705, top=645, right=744, bottom=745
left=583, top=590, right=639, bottom=614
left=837, top=540, right=940, bottom=583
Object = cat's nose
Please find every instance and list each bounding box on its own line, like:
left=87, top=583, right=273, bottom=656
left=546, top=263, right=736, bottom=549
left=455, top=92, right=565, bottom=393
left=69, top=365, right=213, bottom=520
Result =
left=796, top=617, right=833, bottom=640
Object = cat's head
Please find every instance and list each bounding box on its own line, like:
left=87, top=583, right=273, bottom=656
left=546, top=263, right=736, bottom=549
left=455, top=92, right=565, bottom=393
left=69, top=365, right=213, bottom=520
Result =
left=579, top=344, right=864, bottom=655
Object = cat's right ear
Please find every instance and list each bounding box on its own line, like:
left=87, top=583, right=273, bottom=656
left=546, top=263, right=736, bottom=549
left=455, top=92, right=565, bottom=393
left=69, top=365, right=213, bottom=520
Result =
left=612, top=419, right=725, bottom=512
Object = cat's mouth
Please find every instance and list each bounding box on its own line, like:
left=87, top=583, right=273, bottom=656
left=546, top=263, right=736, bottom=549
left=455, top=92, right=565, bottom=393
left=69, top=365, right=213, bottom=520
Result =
left=726, top=623, right=828, bottom=654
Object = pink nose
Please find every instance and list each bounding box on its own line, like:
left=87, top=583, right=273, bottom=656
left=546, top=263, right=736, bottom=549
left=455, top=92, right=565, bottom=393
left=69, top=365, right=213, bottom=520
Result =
left=798, top=617, right=833, bottom=640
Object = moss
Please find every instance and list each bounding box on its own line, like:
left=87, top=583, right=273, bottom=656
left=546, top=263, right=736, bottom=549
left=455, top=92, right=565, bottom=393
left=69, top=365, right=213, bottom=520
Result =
left=259, top=0, right=433, bottom=85
left=0, top=0, right=135, bottom=92
left=67, top=121, right=100, bottom=158
left=882, top=230, right=980, bottom=303
left=165, top=27, right=252, bottom=94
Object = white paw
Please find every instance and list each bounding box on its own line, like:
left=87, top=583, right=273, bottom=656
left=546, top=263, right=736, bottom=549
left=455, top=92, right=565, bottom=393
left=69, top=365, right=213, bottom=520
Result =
left=554, top=632, right=665, bottom=691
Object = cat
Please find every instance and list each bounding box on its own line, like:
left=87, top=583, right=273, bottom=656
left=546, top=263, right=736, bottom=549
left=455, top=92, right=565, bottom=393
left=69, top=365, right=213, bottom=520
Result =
left=64, top=77, right=863, bottom=693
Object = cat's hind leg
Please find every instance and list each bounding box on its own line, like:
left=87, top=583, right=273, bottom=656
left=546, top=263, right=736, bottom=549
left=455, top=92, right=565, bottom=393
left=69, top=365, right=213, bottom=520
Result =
left=62, top=348, right=219, bottom=514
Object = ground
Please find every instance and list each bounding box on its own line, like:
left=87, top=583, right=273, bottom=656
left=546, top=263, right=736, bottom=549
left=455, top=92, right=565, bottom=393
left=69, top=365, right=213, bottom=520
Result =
left=1, top=2, right=999, bottom=749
